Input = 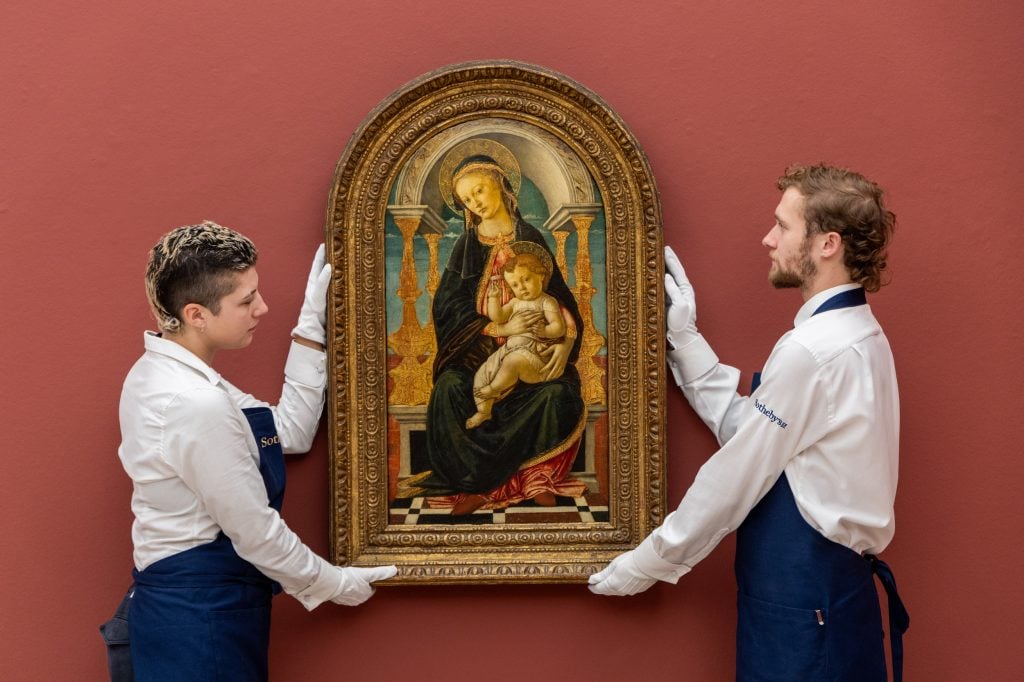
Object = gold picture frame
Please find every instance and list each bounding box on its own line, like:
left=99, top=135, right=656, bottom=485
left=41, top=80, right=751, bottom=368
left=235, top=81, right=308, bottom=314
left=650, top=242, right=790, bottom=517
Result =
left=326, top=60, right=666, bottom=584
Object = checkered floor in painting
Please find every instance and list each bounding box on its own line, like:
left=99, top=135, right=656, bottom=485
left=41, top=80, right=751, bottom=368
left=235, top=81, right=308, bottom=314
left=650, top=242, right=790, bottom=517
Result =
left=389, top=493, right=610, bottom=525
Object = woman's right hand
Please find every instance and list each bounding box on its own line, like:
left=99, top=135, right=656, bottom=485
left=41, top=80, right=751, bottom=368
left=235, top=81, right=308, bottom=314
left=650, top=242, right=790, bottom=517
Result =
left=292, top=244, right=332, bottom=347
left=497, top=309, right=544, bottom=336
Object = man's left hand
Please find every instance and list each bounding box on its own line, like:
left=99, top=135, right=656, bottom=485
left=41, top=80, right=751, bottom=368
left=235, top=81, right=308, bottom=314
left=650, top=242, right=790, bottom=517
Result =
left=588, top=550, right=658, bottom=596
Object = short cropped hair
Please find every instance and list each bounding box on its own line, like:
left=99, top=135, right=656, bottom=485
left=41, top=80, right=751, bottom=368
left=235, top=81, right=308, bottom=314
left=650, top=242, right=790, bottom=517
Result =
left=778, top=164, right=896, bottom=292
left=144, top=221, right=258, bottom=333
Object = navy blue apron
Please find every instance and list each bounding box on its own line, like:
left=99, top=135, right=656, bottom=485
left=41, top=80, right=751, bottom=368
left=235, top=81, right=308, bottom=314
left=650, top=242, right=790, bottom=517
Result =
left=127, top=407, right=285, bottom=682
left=736, top=288, right=909, bottom=681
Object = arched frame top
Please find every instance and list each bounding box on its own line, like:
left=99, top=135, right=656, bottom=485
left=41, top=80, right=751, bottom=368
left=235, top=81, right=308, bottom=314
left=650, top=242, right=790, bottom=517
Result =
left=394, top=117, right=596, bottom=225
left=326, top=60, right=666, bottom=584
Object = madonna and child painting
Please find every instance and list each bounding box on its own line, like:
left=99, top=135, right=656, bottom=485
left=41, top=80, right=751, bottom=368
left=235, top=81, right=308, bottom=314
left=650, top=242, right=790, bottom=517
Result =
left=385, top=128, right=609, bottom=521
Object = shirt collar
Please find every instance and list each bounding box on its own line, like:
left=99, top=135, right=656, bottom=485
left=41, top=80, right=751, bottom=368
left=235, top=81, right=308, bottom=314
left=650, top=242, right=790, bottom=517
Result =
left=794, top=283, right=863, bottom=327
left=143, top=331, right=221, bottom=385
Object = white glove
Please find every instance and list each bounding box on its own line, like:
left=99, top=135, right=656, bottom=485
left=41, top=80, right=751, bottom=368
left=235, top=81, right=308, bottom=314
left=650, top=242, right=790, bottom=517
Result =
left=665, top=245, right=721, bottom=387
left=587, top=551, right=658, bottom=597
left=330, top=564, right=398, bottom=606
left=291, top=244, right=332, bottom=346
left=664, top=245, right=697, bottom=349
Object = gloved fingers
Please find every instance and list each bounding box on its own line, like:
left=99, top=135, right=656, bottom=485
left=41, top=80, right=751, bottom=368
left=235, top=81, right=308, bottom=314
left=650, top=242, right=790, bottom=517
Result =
left=589, top=577, right=625, bottom=595
left=331, top=566, right=378, bottom=607
left=588, top=571, right=655, bottom=596
left=307, top=244, right=327, bottom=284
left=350, top=564, right=398, bottom=584
left=588, top=564, right=613, bottom=585
left=588, top=579, right=617, bottom=595
left=376, top=565, right=399, bottom=581
left=588, top=549, right=660, bottom=596
left=291, top=246, right=332, bottom=345
left=664, top=246, right=690, bottom=288
left=664, top=273, right=687, bottom=306
left=312, top=261, right=332, bottom=299
left=588, top=552, right=629, bottom=586
left=665, top=274, right=694, bottom=335
left=664, top=245, right=697, bottom=339
left=588, top=573, right=641, bottom=596
left=332, top=588, right=372, bottom=607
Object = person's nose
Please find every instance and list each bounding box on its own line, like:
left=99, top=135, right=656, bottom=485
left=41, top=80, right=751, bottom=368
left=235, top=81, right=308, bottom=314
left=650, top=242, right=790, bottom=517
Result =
left=254, top=293, right=269, bottom=317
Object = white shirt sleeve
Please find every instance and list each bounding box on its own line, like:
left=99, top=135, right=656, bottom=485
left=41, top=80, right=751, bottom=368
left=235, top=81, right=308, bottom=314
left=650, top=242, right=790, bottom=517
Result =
left=225, top=342, right=327, bottom=454
left=669, top=334, right=746, bottom=445
left=633, top=340, right=831, bottom=582
left=160, top=385, right=342, bottom=610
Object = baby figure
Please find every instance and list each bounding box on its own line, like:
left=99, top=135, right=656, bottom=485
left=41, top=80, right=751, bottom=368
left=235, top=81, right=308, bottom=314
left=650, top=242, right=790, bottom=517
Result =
left=466, top=248, right=566, bottom=429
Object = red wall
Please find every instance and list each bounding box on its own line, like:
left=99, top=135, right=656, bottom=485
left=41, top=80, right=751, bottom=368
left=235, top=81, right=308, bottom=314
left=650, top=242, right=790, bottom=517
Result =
left=3, top=1, right=1021, bottom=679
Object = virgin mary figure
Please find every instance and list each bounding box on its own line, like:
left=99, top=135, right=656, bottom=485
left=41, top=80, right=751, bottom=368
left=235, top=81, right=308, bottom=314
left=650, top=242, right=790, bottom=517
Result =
left=401, top=140, right=588, bottom=516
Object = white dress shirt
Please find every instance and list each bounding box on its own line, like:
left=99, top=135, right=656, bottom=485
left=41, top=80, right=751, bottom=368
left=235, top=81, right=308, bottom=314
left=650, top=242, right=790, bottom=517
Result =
left=635, top=284, right=900, bottom=582
left=118, top=332, right=345, bottom=610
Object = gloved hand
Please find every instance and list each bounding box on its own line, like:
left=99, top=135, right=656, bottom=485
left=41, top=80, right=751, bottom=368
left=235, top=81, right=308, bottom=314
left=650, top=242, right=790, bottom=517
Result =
left=291, top=244, right=332, bottom=346
left=330, top=564, right=398, bottom=606
left=664, top=245, right=698, bottom=350
left=587, top=550, right=658, bottom=596
left=665, top=245, right=721, bottom=387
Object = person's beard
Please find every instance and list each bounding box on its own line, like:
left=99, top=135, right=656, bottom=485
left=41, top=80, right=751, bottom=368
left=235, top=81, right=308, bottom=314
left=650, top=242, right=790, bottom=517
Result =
left=769, top=237, right=817, bottom=289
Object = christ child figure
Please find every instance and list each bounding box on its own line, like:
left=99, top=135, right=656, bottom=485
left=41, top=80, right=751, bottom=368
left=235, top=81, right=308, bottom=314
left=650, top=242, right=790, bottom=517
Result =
left=465, top=250, right=567, bottom=429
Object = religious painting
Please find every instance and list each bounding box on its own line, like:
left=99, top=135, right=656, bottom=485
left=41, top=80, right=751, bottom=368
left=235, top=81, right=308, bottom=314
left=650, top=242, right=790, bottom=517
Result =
left=326, top=61, right=667, bottom=584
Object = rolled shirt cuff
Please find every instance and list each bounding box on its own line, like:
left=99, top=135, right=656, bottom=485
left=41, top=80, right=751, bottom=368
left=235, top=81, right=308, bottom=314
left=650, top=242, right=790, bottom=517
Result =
left=285, top=341, right=327, bottom=388
left=632, top=535, right=692, bottom=584
left=667, top=334, right=719, bottom=386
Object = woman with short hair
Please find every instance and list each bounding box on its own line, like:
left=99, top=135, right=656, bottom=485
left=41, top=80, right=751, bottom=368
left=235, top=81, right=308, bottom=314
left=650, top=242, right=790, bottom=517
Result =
left=115, top=221, right=395, bottom=680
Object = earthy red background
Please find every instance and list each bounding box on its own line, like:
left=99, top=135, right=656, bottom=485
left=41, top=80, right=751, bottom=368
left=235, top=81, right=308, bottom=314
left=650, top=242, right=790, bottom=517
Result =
left=2, top=1, right=1021, bottom=679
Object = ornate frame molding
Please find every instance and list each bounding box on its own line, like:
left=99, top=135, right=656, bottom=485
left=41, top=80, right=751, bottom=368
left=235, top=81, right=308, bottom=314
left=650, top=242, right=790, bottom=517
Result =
left=326, top=60, right=666, bottom=584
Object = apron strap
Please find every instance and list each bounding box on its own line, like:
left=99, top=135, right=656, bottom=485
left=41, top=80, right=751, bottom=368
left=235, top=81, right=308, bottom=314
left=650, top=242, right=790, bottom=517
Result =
left=241, top=406, right=286, bottom=513
left=812, top=286, right=866, bottom=315
left=866, top=555, right=910, bottom=682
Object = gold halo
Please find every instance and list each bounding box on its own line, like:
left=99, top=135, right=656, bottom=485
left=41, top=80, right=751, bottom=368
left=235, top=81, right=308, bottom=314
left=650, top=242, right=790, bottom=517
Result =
left=507, top=241, right=554, bottom=286
left=439, top=138, right=522, bottom=214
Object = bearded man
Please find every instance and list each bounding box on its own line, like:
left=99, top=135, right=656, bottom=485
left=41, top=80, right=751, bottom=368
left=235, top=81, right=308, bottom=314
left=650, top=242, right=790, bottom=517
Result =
left=590, top=164, right=909, bottom=681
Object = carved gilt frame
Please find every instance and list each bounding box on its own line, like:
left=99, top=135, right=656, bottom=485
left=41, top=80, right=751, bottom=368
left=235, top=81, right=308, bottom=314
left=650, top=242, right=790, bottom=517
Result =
left=326, top=60, right=666, bottom=584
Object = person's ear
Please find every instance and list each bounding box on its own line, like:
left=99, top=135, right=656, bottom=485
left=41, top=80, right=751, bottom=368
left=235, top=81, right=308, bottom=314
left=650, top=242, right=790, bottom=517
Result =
left=821, top=231, right=843, bottom=259
left=180, top=302, right=209, bottom=332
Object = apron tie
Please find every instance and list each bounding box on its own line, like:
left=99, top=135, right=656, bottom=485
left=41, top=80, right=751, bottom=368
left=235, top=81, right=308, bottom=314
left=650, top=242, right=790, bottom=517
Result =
left=866, top=554, right=910, bottom=682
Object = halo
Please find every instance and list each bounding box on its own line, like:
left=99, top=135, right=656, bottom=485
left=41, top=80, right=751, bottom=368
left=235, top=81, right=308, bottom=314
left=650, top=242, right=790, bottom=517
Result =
left=508, top=240, right=554, bottom=285
left=439, top=138, right=522, bottom=214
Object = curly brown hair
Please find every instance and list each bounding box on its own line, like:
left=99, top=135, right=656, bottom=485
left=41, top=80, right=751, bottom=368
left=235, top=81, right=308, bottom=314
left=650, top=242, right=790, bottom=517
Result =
left=778, top=164, right=896, bottom=292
